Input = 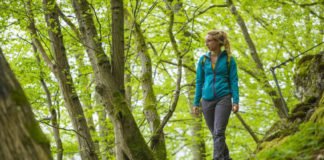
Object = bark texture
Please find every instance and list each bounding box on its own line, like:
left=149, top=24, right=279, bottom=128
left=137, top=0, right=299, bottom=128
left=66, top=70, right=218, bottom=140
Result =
left=0, top=48, right=52, bottom=160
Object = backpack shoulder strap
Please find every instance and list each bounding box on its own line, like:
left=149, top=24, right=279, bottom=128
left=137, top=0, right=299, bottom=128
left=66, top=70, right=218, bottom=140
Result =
left=201, top=55, right=208, bottom=69
left=227, top=55, right=231, bottom=72
left=227, top=55, right=232, bottom=90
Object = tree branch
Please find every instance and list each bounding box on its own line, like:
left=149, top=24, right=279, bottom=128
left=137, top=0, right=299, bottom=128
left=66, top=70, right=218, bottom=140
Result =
left=159, top=59, right=196, bottom=73
left=153, top=4, right=182, bottom=139
left=26, top=0, right=55, bottom=71
left=140, top=0, right=159, bottom=24
left=235, top=112, right=259, bottom=143
left=89, top=3, right=102, bottom=41
left=57, top=5, right=82, bottom=40
left=239, top=65, right=261, bottom=82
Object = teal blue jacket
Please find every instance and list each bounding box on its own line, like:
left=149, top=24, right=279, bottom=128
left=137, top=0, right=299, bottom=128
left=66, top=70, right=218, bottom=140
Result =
left=193, top=51, right=239, bottom=106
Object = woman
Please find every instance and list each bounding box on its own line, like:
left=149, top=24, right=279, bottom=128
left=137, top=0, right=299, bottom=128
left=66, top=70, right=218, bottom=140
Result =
left=192, top=30, right=239, bottom=160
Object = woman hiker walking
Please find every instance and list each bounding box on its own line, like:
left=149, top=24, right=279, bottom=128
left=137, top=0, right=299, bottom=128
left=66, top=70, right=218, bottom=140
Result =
left=192, top=29, right=239, bottom=160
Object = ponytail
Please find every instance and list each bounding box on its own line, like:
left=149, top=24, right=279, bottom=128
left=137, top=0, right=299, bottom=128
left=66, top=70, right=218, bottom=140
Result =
left=207, top=30, right=231, bottom=57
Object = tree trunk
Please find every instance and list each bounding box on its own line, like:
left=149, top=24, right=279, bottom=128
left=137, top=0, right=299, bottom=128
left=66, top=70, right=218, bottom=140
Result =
left=41, top=0, right=99, bottom=159
left=152, top=0, right=183, bottom=138
left=75, top=54, right=101, bottom=157
left=34, top=44, right=63, bottom=160
left=133, top=21, right=167, bottom=159
left=111, top=2, right=131, bottom=158
left=125, top=73, right=132, bottom=107
left=226, top=0, right=289, bottom=119
left=115, top=123, right=130, bottom=160
left=71, top=0, right=156, bottom=159
left=98, top=108, right=111, bottom=160
left=183, top=54, right=206, bottom=160
left=94, top=92, right=115, bottom=160
left=111, top=0, right=125, bottom=91
left=0, top=48, right=52, bottom=160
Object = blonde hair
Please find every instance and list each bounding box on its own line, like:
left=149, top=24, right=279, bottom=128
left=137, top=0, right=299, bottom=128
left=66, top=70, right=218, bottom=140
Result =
left=207, top=30, right=231, bottom=56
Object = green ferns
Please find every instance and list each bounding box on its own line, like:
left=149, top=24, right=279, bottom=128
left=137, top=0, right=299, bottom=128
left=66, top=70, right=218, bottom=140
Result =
left=256, top=122, right=324, bottom=160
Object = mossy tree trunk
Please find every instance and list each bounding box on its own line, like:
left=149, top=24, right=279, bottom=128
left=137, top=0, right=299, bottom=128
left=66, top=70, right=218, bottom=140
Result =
left=183, top=53, right=206, bottom=160
left=133, top=21, right=167, bottom=159
left=110, top=0, right=129, bottom=159
left=0, top=48, right=52, bottom=160
left=71, top=0, right=156, bottom=159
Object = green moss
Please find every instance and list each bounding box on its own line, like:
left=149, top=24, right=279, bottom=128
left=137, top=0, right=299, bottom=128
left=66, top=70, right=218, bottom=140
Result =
left=258, top=136, right=289, bottom=152
left=11, top=89, right=29, bottom=107
left=12, top=89, right=50, bottom=145
left=297, top=55, right=315, bottom=66
left=295, top=61, right=311, bottom=78
left=27, top=121, right=50, bottom=144
left=310, top=106, right=324, bottom=124
left=295, top=54, right=322, bottom=79
left=256, top=122, right=324, bottom=160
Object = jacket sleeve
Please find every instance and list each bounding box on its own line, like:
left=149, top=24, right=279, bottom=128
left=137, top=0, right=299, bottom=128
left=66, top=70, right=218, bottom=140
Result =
left=193, top=56, right=204, bottom=106
left=230, top=57, right=239, bottom=104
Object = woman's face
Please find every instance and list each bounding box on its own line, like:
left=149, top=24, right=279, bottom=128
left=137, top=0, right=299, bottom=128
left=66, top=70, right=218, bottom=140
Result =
left=205, top=34, right=219, bottom=51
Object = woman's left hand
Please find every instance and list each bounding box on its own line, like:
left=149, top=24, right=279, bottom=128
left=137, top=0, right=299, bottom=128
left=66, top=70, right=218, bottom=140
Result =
left=232, top=104, right=239, bottom=113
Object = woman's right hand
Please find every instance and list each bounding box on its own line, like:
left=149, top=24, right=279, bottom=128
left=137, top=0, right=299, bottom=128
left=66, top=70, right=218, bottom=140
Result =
left=192, top=106, right=200, bottom=116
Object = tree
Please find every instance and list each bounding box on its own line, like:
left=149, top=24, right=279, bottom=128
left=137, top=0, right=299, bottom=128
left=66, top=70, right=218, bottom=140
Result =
left=226, top=0, right=289, bottom=119
left=0, top=48, right=52, bottom=160
left=26, top=0, right=99, bottom=159
left=132, top=13, right=167, bottom=159
left=34, top=44, right=63, bottom=160
left=71, top=0, right=156, bottom=158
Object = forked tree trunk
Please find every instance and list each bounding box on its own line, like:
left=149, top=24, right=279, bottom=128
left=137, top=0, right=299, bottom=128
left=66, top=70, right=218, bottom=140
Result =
left=0, top=48, right=52, bottom=160
left=71, top=0, right=156, bottom=159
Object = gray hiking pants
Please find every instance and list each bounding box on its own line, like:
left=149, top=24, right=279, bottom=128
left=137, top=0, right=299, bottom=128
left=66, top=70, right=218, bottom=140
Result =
left=201, top=94, right=232, bottom=160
